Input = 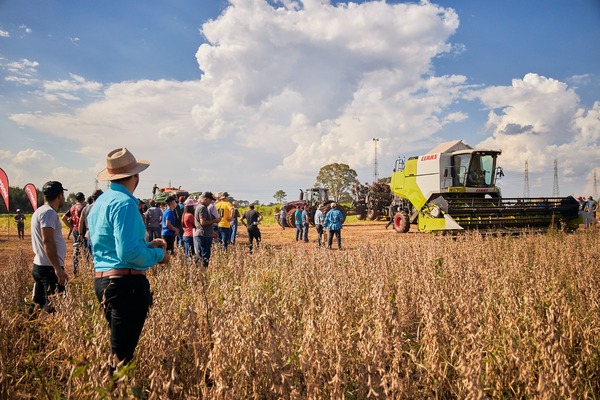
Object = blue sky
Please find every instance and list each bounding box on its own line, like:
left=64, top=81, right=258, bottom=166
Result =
left=1, top=0, right=599, bottom=203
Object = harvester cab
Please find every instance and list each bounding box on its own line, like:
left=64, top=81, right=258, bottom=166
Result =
left=389, top=140, right=580, bottom=233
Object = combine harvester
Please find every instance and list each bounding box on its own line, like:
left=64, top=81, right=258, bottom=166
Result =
left=389, top=140, right=581, bottom=233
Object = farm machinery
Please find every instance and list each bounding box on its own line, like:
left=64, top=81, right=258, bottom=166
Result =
left=389, top=140, right=581, bottom=233
left=352, top=180, right=393, bottom=220
left=277, top=188, right=347, bottom=228
left=152, top=186, right=189, bottom=204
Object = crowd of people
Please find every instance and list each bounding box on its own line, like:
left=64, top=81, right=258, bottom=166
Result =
left=577, top=195, right=598, bottom=228
left=27, top=145, right=595, bottom=380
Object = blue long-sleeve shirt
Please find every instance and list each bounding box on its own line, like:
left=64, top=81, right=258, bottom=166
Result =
left=88, top=182, right=164, bottom=272
left=324, top=208, right=344, bottom=231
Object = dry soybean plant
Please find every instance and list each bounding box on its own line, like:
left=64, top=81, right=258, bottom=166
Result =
left=1, top=229, right=599, bottom=398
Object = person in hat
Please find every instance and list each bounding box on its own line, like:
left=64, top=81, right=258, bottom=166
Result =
left=161, top=195, right=180, bottom=254
left=194, top=191, right=221, bottom=267
left=14, top=208, right=26, bottom=240
left=61, top=191, right=86, bottom=275
left=215, top=191, right=235, bottom=250
left=30, top=181, right=69, bottom=313
left=87, top=148, right=169, bottom=369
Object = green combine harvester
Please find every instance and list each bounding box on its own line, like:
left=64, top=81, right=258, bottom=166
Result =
left=389, top=140, right=581, bottom=233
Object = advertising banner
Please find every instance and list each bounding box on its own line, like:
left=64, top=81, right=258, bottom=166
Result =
left=24, top=183, right=38, bottom=211
left=0, top=168, right=9, bottom=212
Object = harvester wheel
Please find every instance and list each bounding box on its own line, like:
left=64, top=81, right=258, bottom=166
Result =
left=367, top=209, right=378, bottom=220
left=392, top=211, right=410, bottom=233
left=285, top=210, right=296, bottom=228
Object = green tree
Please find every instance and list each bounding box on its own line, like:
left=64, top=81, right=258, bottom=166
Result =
left=273, top=190, right=287, bottom=203
left=315, top=163, right=359, bottom=202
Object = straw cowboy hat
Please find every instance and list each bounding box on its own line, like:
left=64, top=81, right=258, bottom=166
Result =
left=97, top=148, right=150, bottom=181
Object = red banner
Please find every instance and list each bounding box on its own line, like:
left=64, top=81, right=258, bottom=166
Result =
left=0, top=168, right=9, bottom=213
left=24, top=183, right=38, bottom=211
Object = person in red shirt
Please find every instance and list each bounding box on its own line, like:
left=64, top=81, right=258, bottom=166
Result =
left=61, top=192, right=86, bottom=275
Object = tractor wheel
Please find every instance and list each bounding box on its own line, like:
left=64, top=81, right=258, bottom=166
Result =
left=367, top=209, right=378, bottom=220
left=285, top=210, right=296, bottom=228
left=392, top=211, right=410, bottom=233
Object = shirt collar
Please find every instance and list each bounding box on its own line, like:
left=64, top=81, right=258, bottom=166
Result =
left=109, top=182, right=138, bottom=203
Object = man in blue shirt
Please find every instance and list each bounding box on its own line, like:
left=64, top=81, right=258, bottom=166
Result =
left=161, top=196, right=179, bottom=254
left=88, top=148, right=169, bottom=371
left=324, top=202, right=344, bottom=249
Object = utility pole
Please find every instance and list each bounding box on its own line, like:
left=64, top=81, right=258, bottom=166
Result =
left=523, top=160, right=530, bottom=198
left=552, top=159, right=560, bottom=197
left=594, top=169, right=598, bottom=199
left=373, top=138, right=379, bottom=182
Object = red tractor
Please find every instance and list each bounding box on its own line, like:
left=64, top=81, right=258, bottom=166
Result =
left=276, top=188, right=347, bottom=228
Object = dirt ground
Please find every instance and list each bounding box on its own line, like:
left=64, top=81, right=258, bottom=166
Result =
left=0, top=220, right=408, bottom=273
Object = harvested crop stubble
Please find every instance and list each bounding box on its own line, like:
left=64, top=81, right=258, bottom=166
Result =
left=0, top=229, right=599, bottom=398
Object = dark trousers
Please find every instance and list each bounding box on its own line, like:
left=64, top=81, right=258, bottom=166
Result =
left=316, top=224, right=324, bottom=246
left=247, top=226, right=261, bottom=252
left=303, top=223, right=309, bottom=242
left=328, top=229, right=342, bottom=249
left=72, top=230, right=81, bottom=274
left=32, top=264, right=65, bottom=312
left=164, top=234, right=175, bottom=254
left=17, top=223, right=24, bottom=239
left=295, top=225, right=303, bottom=241
left=146, top=227, right=161, bottom=242
left=94, top=276, right=151, bottom=364
left=194, top=236, right=213, bottom=268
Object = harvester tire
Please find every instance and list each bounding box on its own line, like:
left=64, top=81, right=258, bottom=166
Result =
left=392, top=211, right=410, bottom=233
left=285, top=210, right=296, bottom=228
left=367, top=209, right=378, bottom=220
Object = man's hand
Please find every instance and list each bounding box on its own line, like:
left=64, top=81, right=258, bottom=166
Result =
left=55, top=267, right=68, bottom=286
left=149, top=239, right=169, bottom=264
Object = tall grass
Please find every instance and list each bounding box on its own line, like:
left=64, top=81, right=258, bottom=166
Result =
left=1, top=230, right=599, bottom=398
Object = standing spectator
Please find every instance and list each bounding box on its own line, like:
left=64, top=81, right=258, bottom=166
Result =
left=279, top=207, right=287, bottom=230
left=181, top=198, right=196, bottom=259
left=174, top=196, right=185, bottom=247
left=314, top=205, right=325, bottom=247
left=161, top=196, right=180, bottom=254
left=241, top=204, right=263, bottom=253
left=324, top=203, right=344, bottom=249
left=585, top=196, right=598, bottom=227
left=230, top=201, right=240, bottom=245
left=62, top=191, right=86, bottom=276
left=30, top=181, right=69, bottom=313
left=194, top=192, right=221, bottom=268
left=79, top=189, right=103, bottom=260
left=216, top=192, right=234, bottom=250
left=294, top=206, right=303, bottom=241
left=144, top=200, right=163, bottom=241
left=302, top=206, right=310, bottom=242
left=14, top=209, right=26, bottom=240
left=88, top=147, right=169, bottom=370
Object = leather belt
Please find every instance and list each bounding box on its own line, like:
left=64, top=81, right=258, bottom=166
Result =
left=95, top=268, right=146, bottom=278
